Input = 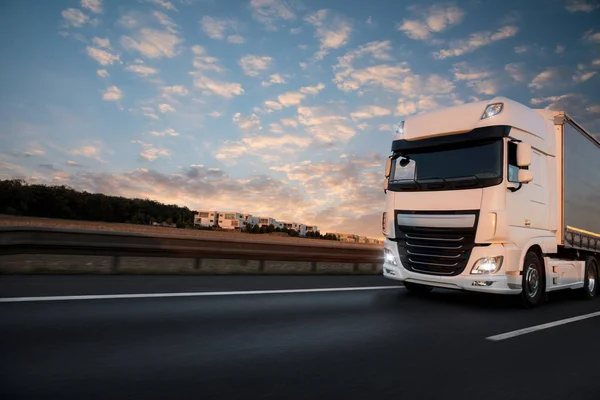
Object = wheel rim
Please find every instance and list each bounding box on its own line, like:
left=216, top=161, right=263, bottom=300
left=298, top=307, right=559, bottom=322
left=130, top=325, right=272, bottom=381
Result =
left=588, top=266, right=596, bottom=293
left=525, top=265, right=539, bottom=298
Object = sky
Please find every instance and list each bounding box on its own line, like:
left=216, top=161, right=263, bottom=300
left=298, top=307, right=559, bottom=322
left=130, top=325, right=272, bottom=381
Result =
left=1, top=0, right=599, bottom=238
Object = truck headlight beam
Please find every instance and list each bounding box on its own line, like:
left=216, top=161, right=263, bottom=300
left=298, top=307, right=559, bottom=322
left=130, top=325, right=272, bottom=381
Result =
left=471, top=256, right=503, bottom=274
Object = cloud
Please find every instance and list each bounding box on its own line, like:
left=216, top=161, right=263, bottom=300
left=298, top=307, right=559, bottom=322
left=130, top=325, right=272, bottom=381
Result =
left=121, top=29, right=182, bottom=59
left=299, top=83, right=325, bottom=95
left=233, top=112, right=262, bottom=133
left=505, top=62, right=528, bottom=82
left=62, top=8, right=89, bottom=27
left=227, top=35, right=245, bottom=44
left=556, top=45, right=566, bottom=54
left=583, top=30, right=600, bottom=43
left=216, top=134, right=312, bottom=164
left=305, top=9, right=352, bottom=59
left=565, top=0, right=600, bottom=12
left=97, top=69, right=109, bottom=78
left=452, top=62, right=492, bottom=81
left=261, top=73, right=287, bottom=87
left=467, top=80, right=499, bottom=95
left=264, top=100, right=284, bottom=111
left=190, top=45, right=223, bottom=72
left=277, top=91, right=305, bottom=107
left=209, top=111, right=221, bottom=117
left=530, top=93, right=600, bottom=129
left=249, top=0, right=296, bottom=31
left=239, top=55, right=273, bottom=77
left=395, top=96, right=449, bottom=117
left=280, top=118, right=298, bottom=127
left=200, top=16, right=238, bottom=40
left=433, top=25, right=519, bottom=59
left=573, top=69, right=597, bottom=83
left=92, top=37, right=110, bottom=49
left=66, top=160, right=84, bottom=167
left=333, top=41, right=409, bottom=93
left=125, top=64, right=159, bottom=77
left=528, top=66, right=572, bottom=90
left=148, top=0, right=178, bottom=11
left=268, top=155, right=384, bottom=223
left=51, top=165, right=317, bottom=227
left=350, top=105, right=391, bottom=120
left=153, top=11, right=178, bottom=32
left=141, top=107, right=159, bottom=120
left=81, top=0, right=102, bottom=14
left=158, top=103, right=175, bottom=113
left=193, top=76, right=245, bottom=98
left=514, top=45, right=529, bottom=54
left=269, top=123, right=285, bottom=133
left=162, top=85, right=189, bottom=96
left=16, top=148, right=45, bottom=158
left=103, top=86, right=122, bottom=101
left=70, top=145, right=104, bottom=162
left=86, top=47, right=120, bottom=66
left=131, top=141, right=171, bottom=161
left=398, top=4, right=465, bottom=41
left=150, top=128, right=179, bottom=137
left=297, top=106, right=355, bottom=145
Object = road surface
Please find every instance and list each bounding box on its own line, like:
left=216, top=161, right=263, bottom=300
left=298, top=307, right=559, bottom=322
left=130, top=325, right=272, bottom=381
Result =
left=1, top=275, right=599, bottom=399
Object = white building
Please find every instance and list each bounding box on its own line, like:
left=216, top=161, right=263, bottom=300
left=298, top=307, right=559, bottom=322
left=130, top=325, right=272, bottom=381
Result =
left=283, top=222, right=301, bottom=232
left=194, top=211, right=217, bottom=227
left=257, top=217, right=277, bottom=228
left=302, top=225, right=318, bottom=236
left=218, top=212, right=246, bottom=230
left=336, top=233, right=359, bottom=243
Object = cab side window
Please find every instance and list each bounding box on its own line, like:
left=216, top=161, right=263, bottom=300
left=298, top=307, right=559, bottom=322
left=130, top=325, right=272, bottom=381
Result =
left=507, top=141, right=519, bottom=183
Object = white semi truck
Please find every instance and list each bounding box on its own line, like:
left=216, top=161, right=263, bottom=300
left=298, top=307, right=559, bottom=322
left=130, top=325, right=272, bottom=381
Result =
left=381, top=97, right=600, bottom=307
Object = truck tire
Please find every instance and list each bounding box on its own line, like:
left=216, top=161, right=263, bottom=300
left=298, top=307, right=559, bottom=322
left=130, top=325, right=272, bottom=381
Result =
left=403, top=281, right=433, bottom=294
left=520, top=251, right=544, bottom=308
left=580, top=257, right=598, bottom=300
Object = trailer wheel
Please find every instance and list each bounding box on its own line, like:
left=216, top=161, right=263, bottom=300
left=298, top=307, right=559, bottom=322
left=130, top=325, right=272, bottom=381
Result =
left=520, top=251, right=544, bottom=308
left=403, top=282, right=433, bottom=294
left=580, top=257, right=598, bottom=300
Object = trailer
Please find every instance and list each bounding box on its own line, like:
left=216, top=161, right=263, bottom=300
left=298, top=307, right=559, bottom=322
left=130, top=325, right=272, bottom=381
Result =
left=557, top=113, right=600, bottom=253
left=381, top=97, right=600, bottom=307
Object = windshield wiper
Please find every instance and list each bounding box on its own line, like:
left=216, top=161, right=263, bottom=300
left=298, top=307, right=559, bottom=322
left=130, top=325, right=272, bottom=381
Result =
left=415, top=177, right=448, bottom=189
left=446, top=175, right=481, bottom=188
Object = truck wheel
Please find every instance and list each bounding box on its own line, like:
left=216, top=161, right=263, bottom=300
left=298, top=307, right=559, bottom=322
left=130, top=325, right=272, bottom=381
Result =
left=403, top=281, right=433, bottom=294
left=520, top=251, right=544, bottom=308
left=580, top=257, right=598, bottom=300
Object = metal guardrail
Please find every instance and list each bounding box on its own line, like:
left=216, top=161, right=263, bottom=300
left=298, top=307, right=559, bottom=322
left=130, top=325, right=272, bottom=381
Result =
left=0, top=227, right=384, bottom=264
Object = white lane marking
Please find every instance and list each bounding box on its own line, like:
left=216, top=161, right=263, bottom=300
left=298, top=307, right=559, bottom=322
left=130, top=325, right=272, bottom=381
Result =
left=486, top=311, right=600, bottom=341
left=0, top=285, right=404, bottom=303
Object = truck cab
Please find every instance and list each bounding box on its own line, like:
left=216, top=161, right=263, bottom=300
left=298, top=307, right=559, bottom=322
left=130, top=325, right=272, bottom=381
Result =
left=382, top=97, right=600, bottom=307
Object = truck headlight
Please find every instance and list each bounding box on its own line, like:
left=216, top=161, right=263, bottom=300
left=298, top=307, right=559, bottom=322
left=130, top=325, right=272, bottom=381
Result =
left=470, top=256, right=503, bottom=274
left=384, top=248, right=397, bottom=266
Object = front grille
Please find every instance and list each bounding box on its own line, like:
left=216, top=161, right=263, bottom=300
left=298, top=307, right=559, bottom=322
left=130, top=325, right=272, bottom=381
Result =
left=395, top=211, right=478, bottom=276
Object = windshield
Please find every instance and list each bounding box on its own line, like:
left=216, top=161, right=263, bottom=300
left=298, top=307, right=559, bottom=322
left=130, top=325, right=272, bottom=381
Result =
left=389, top=139, right=503, bottom=191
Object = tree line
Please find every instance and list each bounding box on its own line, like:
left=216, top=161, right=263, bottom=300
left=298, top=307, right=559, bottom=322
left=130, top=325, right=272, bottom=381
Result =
left=0, top=179, right=339, bottom=240
left=242, top=222, right=337, bottom=240
left=0, top=179, right=196, bottom=227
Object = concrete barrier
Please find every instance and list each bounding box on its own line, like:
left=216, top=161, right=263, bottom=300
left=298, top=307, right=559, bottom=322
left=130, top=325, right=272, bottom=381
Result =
left=0, top=227, right=384, bottom=275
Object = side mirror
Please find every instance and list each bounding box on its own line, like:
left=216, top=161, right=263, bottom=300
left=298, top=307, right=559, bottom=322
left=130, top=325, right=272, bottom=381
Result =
left=516, top=142, right=531, bottom=167
left=385, top=157, right=392, bottom=178
left=518, top=169, right=533, bottom=183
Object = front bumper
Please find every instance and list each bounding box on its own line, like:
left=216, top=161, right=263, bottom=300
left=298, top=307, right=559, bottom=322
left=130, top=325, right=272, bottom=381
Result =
left=382, top=239, right=522, bottom=295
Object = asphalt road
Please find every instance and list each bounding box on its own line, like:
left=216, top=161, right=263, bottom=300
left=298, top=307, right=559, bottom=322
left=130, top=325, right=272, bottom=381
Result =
left=1, top=275, right=600, bottom=399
